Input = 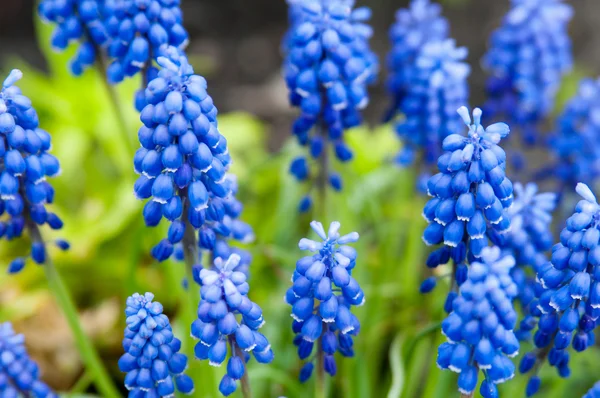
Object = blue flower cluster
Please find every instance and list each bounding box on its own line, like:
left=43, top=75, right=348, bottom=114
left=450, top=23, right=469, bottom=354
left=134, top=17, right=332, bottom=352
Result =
left=0, top=70, right=67, bottom=274
left=0, top=322, right=56, bottom=397
left=520, top=183, right=600, bottom=395
left=385, top=0, right=449, bottom=124
left=482, top=0, right=573, bottom=144
left=422, top=107, right=513, bottom=262
left=118, top=292, right=194, bottom=396
left=283, top=0, right=378, bottom=208
left=103, top=0, right=189, bottom=85
left=548, top=78, right=600, bottom=187
left=285, top=221, right=363, bottom=381
left=437, top=247, right=519, bottom=398
left=38, top=0, right=108, bottom=75
left=133, top=48, right=235, bottom=262
left=192, top=254, right=273, bottom=396
left=391, top=39, right=470, bottom=168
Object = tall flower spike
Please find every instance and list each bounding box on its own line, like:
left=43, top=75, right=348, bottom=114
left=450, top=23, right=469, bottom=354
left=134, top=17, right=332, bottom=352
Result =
left=437, top=247, right=519, bottom=398
left=192, top=254, right=273, bottom=397
left=391, top=38, right=470, bottom=168
left=547, top=78, right=600, bottom=187
left=520, top=183, right=600, bottom=395
left=0, top=322, right=56, bottom=397
left=482, top=0, right=573, bottom=144
left=118, top=292, right=194, bottom=396
left=0, top=69, right=67, bottom=273
left=38, top=0, right=109, bottom=75
left=134, top=47, right=234, bottom=262
left=384, top=0, right=449, bottom=123
left=285, top=221, right=363, bottom=382
left=283, top=0, right=378, bottom=210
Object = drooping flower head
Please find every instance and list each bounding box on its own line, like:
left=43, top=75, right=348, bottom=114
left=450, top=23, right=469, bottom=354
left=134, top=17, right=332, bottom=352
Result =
left=38, top=0, right=108, bottom=75
left=391, top=39, right=470, bottom=168
left=103, top=0, right=189, bottom=87
left=134, top=48, right=234, bottom=262
left=285, top=221, right=363, bottom=381
left=283, top=0, right=378, bottom=209
left=192, top=254, right=273, bottom=396
left=118, top=292, right=194, bottom=396
left=437, top=247, right=519, bottom=398
left=0, top=70, right=67, bottom=273
left=482, top=0, right=573, bottom=144
left=0, top=322, right=56, bottom=397
left=384, top=0, right=449, bottom=122
left=548, top=78, right=600, bottom=187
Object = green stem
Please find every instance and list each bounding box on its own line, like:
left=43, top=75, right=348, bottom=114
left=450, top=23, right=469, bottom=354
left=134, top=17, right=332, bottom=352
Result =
left=230, top=337, right=252, bottom=398
left=315, top=336, right=326, bottom=398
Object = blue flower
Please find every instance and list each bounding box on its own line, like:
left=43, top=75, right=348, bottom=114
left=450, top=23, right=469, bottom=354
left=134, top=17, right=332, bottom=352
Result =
left=391, top=38, right=470, bottom=168
left=38, top=0, right=108, bottom=75
left=547, top=78, right=600, bottom=187
left=285, top=221, right=363, bottom=381
left=384, top=0, right=449, bottom=123
left=192, top=254, right=273, bottom=396
left=119, top=292, right=194, bottom=396
left=482, top=0, right=573, bottom=144
left=0, top=70, right=67, bottom=273
left=584, top=381, right=600, bottom=398
left=283, top=0, right=378, bottom=207
left=134, top=48, right=236, bottom=262
left=0, top=322, right=56, bottom=397
left=437, top=247, right=519, bottom=397
left=103, top=0, right=189, bottom=85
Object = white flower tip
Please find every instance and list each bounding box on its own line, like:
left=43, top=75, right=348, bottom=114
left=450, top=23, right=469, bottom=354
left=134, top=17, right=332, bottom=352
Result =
left=457, top=106, right=471, bottom=125
left=3, top=69, right=23, bottom=88
left=576, top=182, right=597, bottom=203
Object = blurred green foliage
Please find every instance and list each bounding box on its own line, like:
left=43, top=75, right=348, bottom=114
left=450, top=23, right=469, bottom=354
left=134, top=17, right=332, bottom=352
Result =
left=2, top=7, right=600, bottom=398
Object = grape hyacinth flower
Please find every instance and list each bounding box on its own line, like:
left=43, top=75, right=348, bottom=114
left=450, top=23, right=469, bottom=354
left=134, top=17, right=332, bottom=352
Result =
left=38, top=0, right=109, bottom=75
left=285, top=221, right=364, bottom=382
left=421, top=107, right=513, bottom=300
left=0, top=69, right=66, bottom=273
left=584, top=382, right=600, bottom=398
left=384, top=0, right=449, bottom=123
left=134, top=48, right=234, bottom=263
left=0, top=322, right=56, bottom=397
left=283, top=0, right=378, bottom=210
left=482, top=0, right=573, bottom=145
left=118, top=292, right=194, bottom=396
left=192, top=254, right=273, bottom=396
left=437, top=247, right=519, bottom=398
left=391, top=39, right=470, bottom=168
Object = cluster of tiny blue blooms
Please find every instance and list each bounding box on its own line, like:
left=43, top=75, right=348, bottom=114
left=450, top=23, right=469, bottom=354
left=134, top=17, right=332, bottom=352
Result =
left=520, top=183, right=600, bottom=396
left=38, top=0, right=108, bottom=75
left=133, top=48, right=235, bottom=263
left=437, top=247, right=519, bottom=398
left=192, top=254, right=273, bottom=396
left=584, top=381, right=600, bottom=398
left=118, top=292, right=194, bottom=397
left=283, top=0, right=378, bottom=211
left=391, top=38, right=470, bottom=169
left=495, top=182, right=557, bottom=341
left=103, top=0, right=189, bottom=86
left=0, top=322, right=56, bottom=397
left=547, top=78, right=600, bottom=187
left=285, top=221, right=363, bottom=382
left=422, top=107, right=513, bottom=278
left=385, top=0, right=449, bottom=123
left=482, top=0, right=573, bottom=145
left=0, top=70, right=67, bottom=274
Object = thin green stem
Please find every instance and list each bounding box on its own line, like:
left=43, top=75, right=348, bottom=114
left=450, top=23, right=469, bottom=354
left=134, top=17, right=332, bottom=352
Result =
left=229, top=336, right=252, bottom=398
left=315, top=335, right=326, bottom=398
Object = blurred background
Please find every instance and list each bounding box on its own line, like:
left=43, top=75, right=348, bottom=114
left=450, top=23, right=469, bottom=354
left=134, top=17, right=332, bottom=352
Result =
left=1, top=0, right=600, bottom=397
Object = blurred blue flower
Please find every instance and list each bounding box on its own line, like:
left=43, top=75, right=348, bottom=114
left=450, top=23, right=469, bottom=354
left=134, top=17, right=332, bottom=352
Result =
left=0, top=322, right=56, bottom=397
left=1, top=69, right=66, bottom=273
left=584, top=381, right=600, bottom=398
left=118, top=292, right=194, bottom=396
left=437, top=246, right=519, bottom=397
left=285, top=221, right=363, bottom=381
left=283, top=0, right=378, bottom=208
left=384, top=0, right=449, bottom=123
left=482, top=0, right=573, bottom=145
left=192, top=254, right=273, bottom=396
left=38, top=0, right=109, bottom=75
